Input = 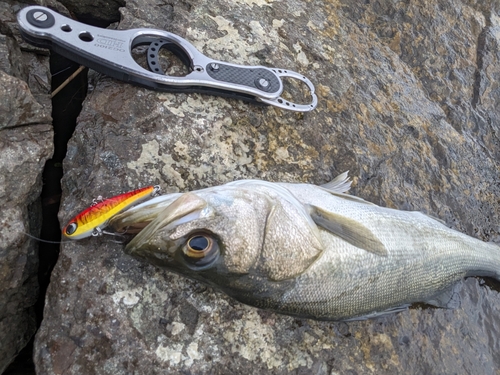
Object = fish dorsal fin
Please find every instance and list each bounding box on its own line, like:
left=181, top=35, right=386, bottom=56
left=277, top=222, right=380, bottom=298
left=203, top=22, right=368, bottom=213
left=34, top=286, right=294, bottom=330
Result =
left=320, top=171, right=352, bottom=193
left=307, top=204, right=388, bottom=256
left=319, top=172, right=375, bottom=205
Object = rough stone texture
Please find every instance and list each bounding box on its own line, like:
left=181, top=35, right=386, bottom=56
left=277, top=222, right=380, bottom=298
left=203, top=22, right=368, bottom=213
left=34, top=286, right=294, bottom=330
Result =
left=57, top=0, right=125, bottom=25
left=0, top=1, right=53, bottom=373
left=35, top=0, right=500, bottom=374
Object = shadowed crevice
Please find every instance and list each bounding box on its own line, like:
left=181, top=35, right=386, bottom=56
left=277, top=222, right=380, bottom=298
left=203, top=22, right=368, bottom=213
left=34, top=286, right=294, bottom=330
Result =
left=3, top=51, right=87, bottom=375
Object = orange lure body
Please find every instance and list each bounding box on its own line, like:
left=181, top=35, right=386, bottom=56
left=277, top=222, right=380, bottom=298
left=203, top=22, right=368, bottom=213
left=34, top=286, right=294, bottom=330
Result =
left=63, top=185, right=160, bottom=239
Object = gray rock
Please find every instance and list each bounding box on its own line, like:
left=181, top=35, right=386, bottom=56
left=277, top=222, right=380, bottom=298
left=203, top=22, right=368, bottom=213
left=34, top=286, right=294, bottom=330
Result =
left=57, top=0, right=125, bottom=25
left=0, top=1, right=53, bottom=372
left=35, top=0, right=500, bottom=374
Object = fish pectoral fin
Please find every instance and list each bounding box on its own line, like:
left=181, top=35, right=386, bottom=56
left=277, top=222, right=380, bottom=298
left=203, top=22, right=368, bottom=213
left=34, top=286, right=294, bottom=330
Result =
left=342, top=304, right=411, bottom=321
left=423, top=284, right=461, bottom=309
left=307, top=205, right=388, bottom=256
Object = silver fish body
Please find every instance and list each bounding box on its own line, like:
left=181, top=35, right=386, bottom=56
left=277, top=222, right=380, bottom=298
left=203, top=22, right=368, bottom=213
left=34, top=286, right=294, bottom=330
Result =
left=109, top=174, right=500, bottom=320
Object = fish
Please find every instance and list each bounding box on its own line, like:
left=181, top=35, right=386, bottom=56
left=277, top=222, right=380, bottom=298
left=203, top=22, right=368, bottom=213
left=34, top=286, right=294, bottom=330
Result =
left=108, top=173, right=500, bottom=321
left=63, top=185, right=160, bottom=240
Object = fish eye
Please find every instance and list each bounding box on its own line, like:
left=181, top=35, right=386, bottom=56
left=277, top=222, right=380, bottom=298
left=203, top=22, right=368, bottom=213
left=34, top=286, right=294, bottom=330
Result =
left=65, top=222, right=78, bottom=235
left=182, top=233, right=219, bottom=269
left=188, top=235, right=210, bottom=254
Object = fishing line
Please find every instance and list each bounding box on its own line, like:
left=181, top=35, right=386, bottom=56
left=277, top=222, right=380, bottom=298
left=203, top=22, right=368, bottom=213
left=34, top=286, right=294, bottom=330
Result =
left=20, top=231, right=66, bottom=244
left=19, top=230, right=127, bottom=244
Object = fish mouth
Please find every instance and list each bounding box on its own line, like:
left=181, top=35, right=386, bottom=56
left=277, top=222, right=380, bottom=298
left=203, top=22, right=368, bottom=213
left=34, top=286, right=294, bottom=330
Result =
left=125, top=192, right=207, bottom=254
left=109, top=192, right=182, bottom=233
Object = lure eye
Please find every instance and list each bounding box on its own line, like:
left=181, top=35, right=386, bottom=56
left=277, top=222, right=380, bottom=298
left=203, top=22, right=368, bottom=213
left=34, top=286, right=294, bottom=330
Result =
left=65, top=222, right=78, bottom=235
left=182, top=233, right=219, bottom=269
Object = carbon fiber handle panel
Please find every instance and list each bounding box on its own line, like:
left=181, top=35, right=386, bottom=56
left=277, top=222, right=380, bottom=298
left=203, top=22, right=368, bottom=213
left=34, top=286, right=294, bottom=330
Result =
left=206, top=64, right=281, bottom=94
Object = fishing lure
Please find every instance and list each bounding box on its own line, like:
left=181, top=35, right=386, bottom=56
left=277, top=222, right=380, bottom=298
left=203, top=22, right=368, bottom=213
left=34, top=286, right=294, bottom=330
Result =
left=63, top=185, right=161, bottom=240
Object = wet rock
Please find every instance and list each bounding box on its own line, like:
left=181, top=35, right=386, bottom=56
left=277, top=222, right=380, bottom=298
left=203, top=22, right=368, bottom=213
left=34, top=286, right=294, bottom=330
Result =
left=0, top=1, right=53, bottom=372
left=35, top=0, right=499, bottom=374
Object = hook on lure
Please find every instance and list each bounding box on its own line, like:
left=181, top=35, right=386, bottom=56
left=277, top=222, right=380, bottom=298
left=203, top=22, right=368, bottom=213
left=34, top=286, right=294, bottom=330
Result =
left=63, top=185, right=161, bottom=240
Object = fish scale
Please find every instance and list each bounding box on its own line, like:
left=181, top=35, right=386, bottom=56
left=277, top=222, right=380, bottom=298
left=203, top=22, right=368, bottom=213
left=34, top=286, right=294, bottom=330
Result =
left=277, top=204, right=493, bottom=319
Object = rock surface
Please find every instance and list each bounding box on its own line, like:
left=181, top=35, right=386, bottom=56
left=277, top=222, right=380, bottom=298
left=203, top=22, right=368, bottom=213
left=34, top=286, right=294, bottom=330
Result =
left=56, top=0, right=124, bottom=26
left=0, top=1, right=53, bottom=373
left=35, top=0, right=500, bottom=374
